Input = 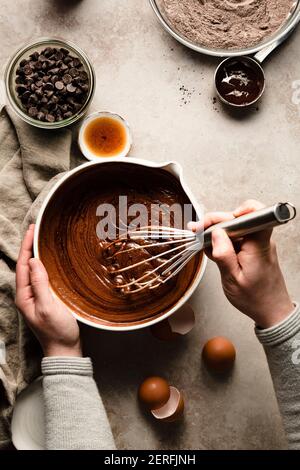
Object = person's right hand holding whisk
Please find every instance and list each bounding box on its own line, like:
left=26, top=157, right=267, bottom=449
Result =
left=189, top=199, right=294, bottom=328
left=190, top=199, right=300, bottom=450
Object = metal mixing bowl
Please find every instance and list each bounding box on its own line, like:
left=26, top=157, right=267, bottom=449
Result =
left=149, top=0, right=300, bottom=57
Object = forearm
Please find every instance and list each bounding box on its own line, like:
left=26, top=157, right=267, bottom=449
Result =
left=256, top=303, right=300, bottom=449
left=42, top=357, right=116, bottom=450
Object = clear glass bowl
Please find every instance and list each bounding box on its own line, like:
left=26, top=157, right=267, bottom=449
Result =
left=5, top=37, right=96, bottom=129
left=149, top=0, right=300, bottom=57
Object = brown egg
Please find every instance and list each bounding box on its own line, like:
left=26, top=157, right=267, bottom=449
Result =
left=138, top=376, right=170, bottom=410
left=151, top=386, right=184, bottom=422
left=202, top=336, right=236, bottom=373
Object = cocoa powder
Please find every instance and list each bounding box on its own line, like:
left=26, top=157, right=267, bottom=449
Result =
left=161, top=0, right=295, bottom=49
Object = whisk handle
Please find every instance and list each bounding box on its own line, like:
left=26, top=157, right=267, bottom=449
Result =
left=203, top=202, right=296, bottom=248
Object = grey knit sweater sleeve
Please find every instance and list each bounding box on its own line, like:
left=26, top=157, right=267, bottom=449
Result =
left=41, top=357, right=116, bottom=450
left=256, top=303, right=300, bottom=450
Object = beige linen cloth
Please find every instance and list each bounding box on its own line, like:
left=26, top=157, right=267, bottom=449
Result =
left=0, top=103, right=79, bottom=448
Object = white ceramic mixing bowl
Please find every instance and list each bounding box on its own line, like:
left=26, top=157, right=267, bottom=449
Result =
left=34, top=157, right=207, bottom=331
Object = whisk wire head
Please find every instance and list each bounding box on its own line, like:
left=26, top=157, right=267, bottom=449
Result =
left=105, top=225, right=201, bottom=294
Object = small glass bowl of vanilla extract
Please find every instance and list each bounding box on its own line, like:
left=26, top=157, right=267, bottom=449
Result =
left=78, top=111, right=132, bottom=160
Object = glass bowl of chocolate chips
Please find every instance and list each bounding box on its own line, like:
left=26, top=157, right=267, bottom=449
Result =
left=5, top=37, right=95, bottom=129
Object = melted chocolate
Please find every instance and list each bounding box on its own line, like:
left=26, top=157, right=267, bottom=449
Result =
left=38, top=163, right=202, bottom=326
left=216, top=58, right=264, bottom=106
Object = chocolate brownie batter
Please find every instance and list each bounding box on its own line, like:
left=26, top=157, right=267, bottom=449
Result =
left=38, top=163, right=202, bottom=326
left=161, top=0, right=295, bottom=49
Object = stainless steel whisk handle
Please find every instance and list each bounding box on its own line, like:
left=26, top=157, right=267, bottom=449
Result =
left=203, top=202, right=296, bottom=249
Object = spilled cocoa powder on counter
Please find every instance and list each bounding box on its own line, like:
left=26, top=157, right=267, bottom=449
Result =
left=161, top=0, right=295, bottom=49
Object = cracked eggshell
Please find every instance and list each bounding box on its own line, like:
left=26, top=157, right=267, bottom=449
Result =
left=150, top=304, right=195, bottom=341
left=151, top=386, right=184, bottom=422
left=138, top=376, right=170, bottom=410
left=150, top=318, right=179, bottom=341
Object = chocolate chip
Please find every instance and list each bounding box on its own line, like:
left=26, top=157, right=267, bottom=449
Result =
left=21, top=90, right=31, bottom=101
left=48, top=67, right=60, bottom=75
left=66, top=96, right=75, bottom=105
left=28, top=94, right=38, bottom=104
left=60, top=47, right=69, bottom=55
left=60, top=63, right=68, bottom=72
left=20, top=59, right=28, bottom=67
left=66, top=83, right=76, bottom=93
left=55, top=81, right=64, bottom=91
left=41, top=96, right=48, bottom=104
left=73, top=103, right=82, bottom=113
left=47, top=99, right=56, bottom=110
left=45, top=113, right=55, bottom=122
left=63, top=111, right=73, bottom=119
left=72, top=76, right=81, bottom=86
left=46, top=90, right=54, bottom=98
left=63, top=74, right=72, bottom=84
left=51, top=75, right=59, bottom=84
left=29, top=52, right=39, bottom=61
left=35, top=80, right=43, bottom=88
left=36, top=111, right=45, bottom=121
left=60, top=104, right=69, bottom=113
left=79, top=71, right=88, bottom=81
left=16, top=84, right=27, bottom=95
left=69, top=67, right=79, bottom=78
left=48, top=60, right=56, bottom=69
left=72, top=58, right=82, bottom=68
left=63, top=56, right=72, bottom=64
left=44, top=82, right=54, bottom=91
left=23, top=65, right=32, bottom=75
left=28, top=106, right=38, bottom=117
left=56, top=51, right=63, bottom=61
left=43, top=47, right=53, bottom=57
left=80, top=84, right=89, bottom=93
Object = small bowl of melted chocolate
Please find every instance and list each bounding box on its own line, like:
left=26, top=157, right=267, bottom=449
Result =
left=34, top=159, right=206, bottom=331
left=215, top=56, right=265, bottom=108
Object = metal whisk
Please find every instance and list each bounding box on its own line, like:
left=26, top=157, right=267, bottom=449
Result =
left=105, top=203, right=296, bottom=294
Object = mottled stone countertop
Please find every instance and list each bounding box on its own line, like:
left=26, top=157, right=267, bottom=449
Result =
left=1, top=0, right=300, bottom=450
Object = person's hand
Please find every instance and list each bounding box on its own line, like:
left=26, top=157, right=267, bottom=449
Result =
left=190, top=200, right=294, bottom=328
left=15, top=224, right=82, bottom=357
